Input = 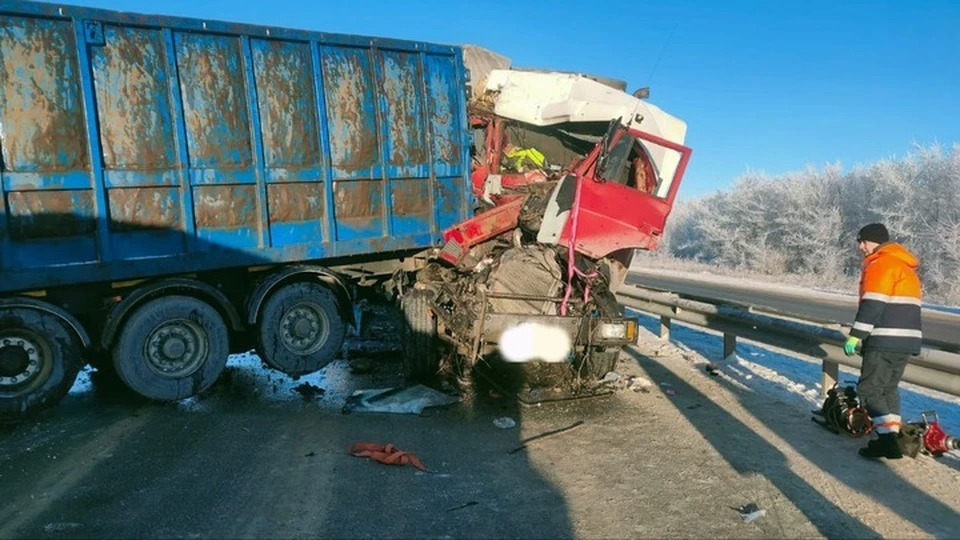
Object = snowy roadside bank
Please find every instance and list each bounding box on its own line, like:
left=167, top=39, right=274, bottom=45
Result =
left=629, top=308, right=960, bottom=443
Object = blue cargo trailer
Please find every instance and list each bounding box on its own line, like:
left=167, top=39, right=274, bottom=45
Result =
left=0, top=0, right=472, bottom=420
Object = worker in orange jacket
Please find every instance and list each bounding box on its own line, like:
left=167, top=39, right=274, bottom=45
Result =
left=845, top=223, right=923, bottom=460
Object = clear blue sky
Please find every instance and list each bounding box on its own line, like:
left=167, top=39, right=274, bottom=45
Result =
left=59, top=0, right=960, bottom=200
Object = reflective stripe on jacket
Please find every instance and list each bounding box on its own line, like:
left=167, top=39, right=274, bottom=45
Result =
left=850, top=242, right=923, bottom=354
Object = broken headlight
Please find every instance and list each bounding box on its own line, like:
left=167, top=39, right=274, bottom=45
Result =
left=594, top=319, right=638, bottom=344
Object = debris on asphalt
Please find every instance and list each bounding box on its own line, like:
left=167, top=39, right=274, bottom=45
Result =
left=508, top=420, right=585, bottom=454
left=687, top=403, right=702, bottom=410
left=43, top=523, right=82, bottom=534
left=626, top=376, right=654, bottom=392
left=736, top=503, right=767, bottom=523
left=447, top=501, right=479, bottom=512
left=705, top=364, right=721, bottom=376
left=600, top=372, right=622, bottom=385
left=348, top=356, right=376, bottom=374
left=493, top=417, right=517, bottom=429
left=348, top=442, right=427, bottom=472
left=304, top=451, right=316, bottom=458
left=342, top=385, right=460, bottom=415
left=293, top=382, right=325, bottom=402
left=665, top=389, right=678, bottom=396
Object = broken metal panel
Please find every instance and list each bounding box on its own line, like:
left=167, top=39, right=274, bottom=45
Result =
left=174, top=32, right=252, bottom=170
left=0, top=16, right=89, bottom=173
left=251, top=38, right=322, bottom=172
left=439, top=195, right=525, bottom=266
left=321, top=46, right=381, bottom=179
left=377, top=50, right=427, bottom=177
left=483, top=70, right=687, bottom=193
left=90, top=25, right=177, bottom=171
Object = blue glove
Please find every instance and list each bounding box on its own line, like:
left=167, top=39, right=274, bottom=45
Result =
left=844, top=337, right=861, bottom=356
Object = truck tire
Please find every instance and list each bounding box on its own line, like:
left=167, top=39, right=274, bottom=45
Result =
left=400, top=290, right=439, bottom=382
left=582, top=289, right=623, bottom=378
left=112, top=295, right=229, bottom=401
left=0, top=308, right=83, bottom=423
left=256, top=282, right=345, bottom=376
left=583, top=347, right=621, bottom=378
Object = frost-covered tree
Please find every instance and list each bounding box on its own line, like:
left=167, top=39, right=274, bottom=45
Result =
left=662, top=142, right=960, bottom=305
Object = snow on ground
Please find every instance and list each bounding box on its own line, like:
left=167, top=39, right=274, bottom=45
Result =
left=630, top=308, right=960, bottom=438
left=173, top=351, right=338, bottom=413
left=68, top=366, right=94, bottom=396
left=66, top=351, right=358, bottom=413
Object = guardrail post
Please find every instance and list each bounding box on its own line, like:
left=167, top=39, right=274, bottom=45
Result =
left=723, top=333, right=737, bottom=362
left=659, top=315, right=671, bottom=340
left=822, top=360, right=839, bottom=396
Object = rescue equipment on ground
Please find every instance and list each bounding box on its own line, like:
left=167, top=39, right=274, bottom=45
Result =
left=898, top=411, right=960, bottom=458
left=811, top=383, right=872, bottom=437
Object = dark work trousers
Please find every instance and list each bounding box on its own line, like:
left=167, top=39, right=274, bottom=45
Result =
left=858, top=349, right=910, bottom=419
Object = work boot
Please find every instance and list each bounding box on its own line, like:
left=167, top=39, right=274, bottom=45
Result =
left=858, top=433, right=903, bottom=460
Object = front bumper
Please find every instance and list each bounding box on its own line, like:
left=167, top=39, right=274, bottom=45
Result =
left=481, top=313, right=639, bottom=347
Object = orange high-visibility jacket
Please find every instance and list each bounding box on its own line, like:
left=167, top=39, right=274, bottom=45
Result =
left=850, top=243, right=923, bottom=354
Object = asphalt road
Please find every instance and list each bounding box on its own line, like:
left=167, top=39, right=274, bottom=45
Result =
left=2, top=324, right=959, bottom=539
left=626, top=270, right=960, bottom=350
left=2, top=299, right=959, bottom=538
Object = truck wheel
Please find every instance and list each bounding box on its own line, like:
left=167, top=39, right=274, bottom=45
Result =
left=400, top=290, right=439, bottom=381
left=256, top=282, right=345, bottom=376
left=583, top=347, right=621, bottom=379
left=581, top=289, right=624, bottom=378
left=112, top=296, right=229, bottom=401
left=0, top=308, right=83, bottom=423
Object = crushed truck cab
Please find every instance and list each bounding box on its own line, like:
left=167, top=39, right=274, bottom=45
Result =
left=396, top=62, right=692, bottom=393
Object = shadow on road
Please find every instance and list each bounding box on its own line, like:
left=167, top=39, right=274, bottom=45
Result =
left=624, top=347, right=880, bottom=538
left=0, top=300, right=574, bottom=539
left=628, top=315, right=960, bottom=538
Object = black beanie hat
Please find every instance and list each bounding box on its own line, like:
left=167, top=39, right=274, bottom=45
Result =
left=857, top=223, right=889, bottom=244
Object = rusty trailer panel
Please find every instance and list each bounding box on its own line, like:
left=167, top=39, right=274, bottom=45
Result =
left=0, top=1, right=471, bottom=293
left=0, top=16, right=90, bottom=174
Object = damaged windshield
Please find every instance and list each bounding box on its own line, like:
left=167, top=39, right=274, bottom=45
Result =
left=596, top=132, right=660, bottom=195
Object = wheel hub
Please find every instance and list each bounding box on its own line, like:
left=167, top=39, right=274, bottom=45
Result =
left=280, top=303, right=328, bottom=355
left=0, top=336, right=43, bottom=387
left=145, top=320, right=208, bottom=378
left=162, top=338, right=187, bottom=359
left=293, top=319, right=313, bottom=339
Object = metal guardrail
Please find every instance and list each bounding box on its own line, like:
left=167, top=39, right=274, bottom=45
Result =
left=616, top=285, right=960, bottom=398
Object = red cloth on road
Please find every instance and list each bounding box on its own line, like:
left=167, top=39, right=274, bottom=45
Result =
left=348, top=443, right=427, bottom=472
